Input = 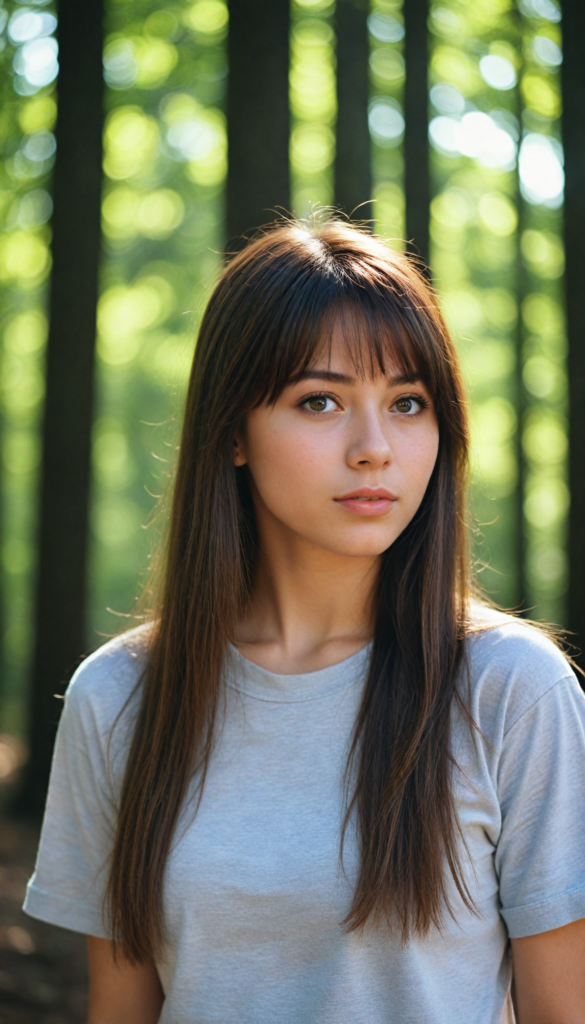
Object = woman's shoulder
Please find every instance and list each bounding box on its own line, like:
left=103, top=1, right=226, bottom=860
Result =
left=462, top=601, right=580, bottom=736
left=64, top=623, right=152, bottom=733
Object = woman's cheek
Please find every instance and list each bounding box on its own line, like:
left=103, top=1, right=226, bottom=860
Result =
left=249, top=424, right=338, bottom=518
left=276, top=433, right=330, bottom=490
left=397, top=425, right=439, bottom=481
left=258, top=414, right=334, bottom=471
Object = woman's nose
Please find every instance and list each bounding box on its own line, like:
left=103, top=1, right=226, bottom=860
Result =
left=346, top=409, right=393, bottom=470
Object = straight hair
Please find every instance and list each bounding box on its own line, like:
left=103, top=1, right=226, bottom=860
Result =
left=106, top=220, right=475, bottom=963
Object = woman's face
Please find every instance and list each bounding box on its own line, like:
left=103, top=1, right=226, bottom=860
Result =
left=234, top=331, right=440, bottom=560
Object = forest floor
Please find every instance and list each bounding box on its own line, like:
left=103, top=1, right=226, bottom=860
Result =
left=0, top=812, right=88, bottom=1024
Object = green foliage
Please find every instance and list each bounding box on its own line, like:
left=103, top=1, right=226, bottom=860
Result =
left=91, top=0, right=227, bottom=646
left=0, top=1, right=55, bottom=730
left=290, top=0, right=337, bottom=213
left=428, top=0, right=566, bottom=618
left=370, top=0, right=405, bottom=239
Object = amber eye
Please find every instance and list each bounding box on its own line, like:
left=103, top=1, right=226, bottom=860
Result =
left=306, top=395, right=329, bottom=412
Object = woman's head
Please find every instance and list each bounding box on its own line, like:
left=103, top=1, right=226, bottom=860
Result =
left=181, top=220, right=469, bottom=575
left=107, top=220, right=474, bottom=964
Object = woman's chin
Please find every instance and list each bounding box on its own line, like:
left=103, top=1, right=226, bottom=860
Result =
left=306, top=531, right=398, bottom=560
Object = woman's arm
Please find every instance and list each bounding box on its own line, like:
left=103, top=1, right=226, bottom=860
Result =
left=511, top=918, right=585, bottom=1024
left=87, top=936, right=164, bottom=1024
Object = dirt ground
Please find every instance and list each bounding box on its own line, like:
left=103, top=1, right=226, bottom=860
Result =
left=0, top=814, right=88, bottom=1024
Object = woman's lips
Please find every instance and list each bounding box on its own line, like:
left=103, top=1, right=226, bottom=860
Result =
left=334, top=489, right=397, bottom=516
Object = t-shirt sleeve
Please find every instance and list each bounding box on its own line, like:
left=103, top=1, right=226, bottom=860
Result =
left=495, top=672, right=585, bottom=938
left=22, top=665, right=123, bottom=938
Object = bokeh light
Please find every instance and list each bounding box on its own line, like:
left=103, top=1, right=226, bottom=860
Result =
left=370, top=0, right=404, bottom=240
left=428, top=0, right=566, bottom=618
left=290, top=0, right=336, bottom=214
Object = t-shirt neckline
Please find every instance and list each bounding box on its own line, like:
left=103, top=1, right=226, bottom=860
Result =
left=225, top=641, right=372, bottom=703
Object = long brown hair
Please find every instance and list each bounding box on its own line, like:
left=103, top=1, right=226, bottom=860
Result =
left=106, top=219, right=473, bottom=963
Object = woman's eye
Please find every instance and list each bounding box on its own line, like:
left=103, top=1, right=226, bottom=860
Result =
left=302, top=395, right=336, bottom=413
left=393, top=396, right=422, bottom=415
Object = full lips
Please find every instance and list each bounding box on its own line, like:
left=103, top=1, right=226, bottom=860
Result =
left=334, top=497, right=395, bottom=516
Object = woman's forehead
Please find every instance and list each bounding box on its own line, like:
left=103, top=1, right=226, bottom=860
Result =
left=307, top=314, right=422, bottom=382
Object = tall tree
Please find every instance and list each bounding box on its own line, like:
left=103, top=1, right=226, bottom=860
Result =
left=15, top=0, right=105, bottom=816
left=561, top=0, right=585, bottom=669
left=226, top=0, right=290, bottom=243
left=403, top=0, right=430, bottom=270
left=335, top=0, right=371, bottom=220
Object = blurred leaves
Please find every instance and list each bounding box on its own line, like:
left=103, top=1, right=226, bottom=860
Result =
left=87, top=0, right=226, bottom=655
left=103, top=106, right=160, bottom=180
left=290, top=3, right=336, bottom=214
left=371, top=0, right=404, bottom=239
left=428, top=0, right=567, bottom=616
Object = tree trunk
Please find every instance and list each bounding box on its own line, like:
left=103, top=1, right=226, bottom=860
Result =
left=335, top=0, right=371, bottom=220
left=226, top=0, right=290, bottom=244
left=14, top=0, right=104, bottom=817
left=403, top=0, right=430, bottom=270
left=561, top=0, right=585, bottom=669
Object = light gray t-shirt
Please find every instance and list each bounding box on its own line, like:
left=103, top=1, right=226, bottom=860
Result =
left=24, top=612, right=585, bottom=1024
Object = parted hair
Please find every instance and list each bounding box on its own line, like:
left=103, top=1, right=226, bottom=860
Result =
left=106, top=219, right=475, bottom=963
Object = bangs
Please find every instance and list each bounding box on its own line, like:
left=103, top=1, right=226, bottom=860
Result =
left=256, top=281, right=441, bottom=409
left=300, top=299, right=427, bottom=389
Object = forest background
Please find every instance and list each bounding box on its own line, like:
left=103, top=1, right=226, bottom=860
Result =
left=0, top=0, right=582, bottom=808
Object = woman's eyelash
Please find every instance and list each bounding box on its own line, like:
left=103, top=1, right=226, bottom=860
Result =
left=298, top=391, right=431, bottom=412
left=299, top=391, right=337, bottom=409
left=394, top=393, right=430, bottom=410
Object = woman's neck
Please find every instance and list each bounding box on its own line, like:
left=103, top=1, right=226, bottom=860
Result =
left=234, top=512, right=379, bottom=675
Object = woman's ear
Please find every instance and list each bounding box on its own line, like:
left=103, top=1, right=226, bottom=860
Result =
left=233, top=433, right=247, bottom=466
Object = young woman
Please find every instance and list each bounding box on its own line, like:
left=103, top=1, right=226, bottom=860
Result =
left=24, top=222, right=585, bottom=1023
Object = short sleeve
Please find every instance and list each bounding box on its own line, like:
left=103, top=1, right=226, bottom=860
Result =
left=495, top=672, right=585, bottom=938
left=23, top=668, right=123, bottom=938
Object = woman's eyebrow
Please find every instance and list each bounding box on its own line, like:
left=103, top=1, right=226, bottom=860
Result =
left=290, top=369, right=354, bottom=384
left=290, top=369, right=423, bottom=386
